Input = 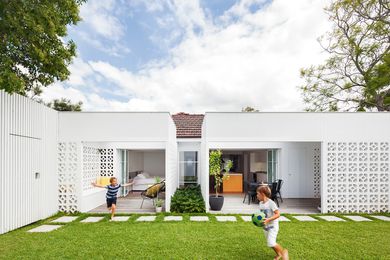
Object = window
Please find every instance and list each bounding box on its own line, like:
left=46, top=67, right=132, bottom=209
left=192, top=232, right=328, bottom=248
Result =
left=179, top=151, right=198, bottom=185
left=267, top=149, right=278, bottom=183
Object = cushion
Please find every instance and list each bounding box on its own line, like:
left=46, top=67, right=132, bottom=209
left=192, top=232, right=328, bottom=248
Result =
left=145, top=183, right=162, bottom=197
left=135, top=173, right=146, bottom=179
left=98, top=177, right=111, bottom=186
left=142, top=172, right=151, bottom=178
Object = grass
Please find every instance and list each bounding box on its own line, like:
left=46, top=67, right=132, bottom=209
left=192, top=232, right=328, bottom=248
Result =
left=0, top=213, right=390, bottom=259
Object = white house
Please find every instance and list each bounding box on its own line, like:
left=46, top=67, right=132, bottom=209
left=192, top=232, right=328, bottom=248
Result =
left=201, top=112, right=390, bottom=214
left=1, top=90, right=389, bottom=234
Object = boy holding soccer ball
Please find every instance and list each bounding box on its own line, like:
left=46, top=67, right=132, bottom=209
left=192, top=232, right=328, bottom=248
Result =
left=257, top=185, right=288, bottom=260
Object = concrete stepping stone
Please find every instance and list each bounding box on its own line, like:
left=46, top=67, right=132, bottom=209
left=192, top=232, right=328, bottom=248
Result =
left=190, top=216, right=209, bottom=222
left=343, top=215, right=372, bottom=222
left=28, top=225, right=62, bottom=233
left=241, top=216, right=252, bottom=222
left=216, top=216, right=237, bottom=222
left=293, top=216, right=318, bottom=221
left=279, top=216, right=291, bottom=221
left=241, top=215, right=290, bottom=222
left=318, top=216, right=345, bottom=222
left=370, top=215, right=390, bottom=221
left=164, top=216, right=183, bottom=221
left=51, top=216, right=78, bottom=223
left=81, top=217, right=104, bottom=223
left=136, top=216, right=156, bottom=222
left=111, top=216, right=130, bottom=222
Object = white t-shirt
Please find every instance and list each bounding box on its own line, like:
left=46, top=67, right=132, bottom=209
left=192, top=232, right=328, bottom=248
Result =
left=259, top=199, right=279, bottom=229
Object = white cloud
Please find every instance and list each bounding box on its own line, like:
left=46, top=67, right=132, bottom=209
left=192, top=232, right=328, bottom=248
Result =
left=73, top=0, right=131, bottom=57
left=40, top=84, right=87, bottom=104
left=128, top=0, right=167, bottom=13
left=43, top=0, right=332, bottom=113
left=80, top=0, right=125, bottom=41
left=66, top=57, right=94, bottom=86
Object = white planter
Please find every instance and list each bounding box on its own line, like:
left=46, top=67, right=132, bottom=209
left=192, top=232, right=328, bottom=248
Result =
left=156, top=207, right=162, bottom=213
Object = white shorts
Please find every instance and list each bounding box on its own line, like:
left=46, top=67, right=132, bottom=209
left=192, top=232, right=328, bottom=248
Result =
left=263, top=226, right=279, bottom=247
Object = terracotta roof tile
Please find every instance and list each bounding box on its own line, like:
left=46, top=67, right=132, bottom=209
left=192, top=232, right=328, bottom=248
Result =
left=171, top=112, right=204, bottom=138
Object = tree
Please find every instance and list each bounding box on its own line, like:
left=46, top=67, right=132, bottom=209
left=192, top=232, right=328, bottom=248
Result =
left=45, top=98, right=82, bottom=111
left=242, top=106, right=259, bottom=112
left=300, top=0, right=390, bottom=111
left=209, top=150, right=232, bottom=198
left=0, top=0, right=86, bottom=97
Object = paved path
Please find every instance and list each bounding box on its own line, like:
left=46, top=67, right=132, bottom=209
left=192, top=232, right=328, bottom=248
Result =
left=27, top=214, right=390, bottom=232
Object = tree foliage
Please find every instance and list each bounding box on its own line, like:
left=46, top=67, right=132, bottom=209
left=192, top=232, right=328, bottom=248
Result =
left=209, top=150, right=232, bottom=197
left=241, top=106, right=259, bottom=112
left=0, top=0, right=85, bottom=97
left=44, top=98, right=82, bottom=111
left=300, top=0, right=390, bottom=111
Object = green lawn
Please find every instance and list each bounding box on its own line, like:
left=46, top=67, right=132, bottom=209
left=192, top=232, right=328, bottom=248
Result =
left=1, top=213, right=390, bottom=259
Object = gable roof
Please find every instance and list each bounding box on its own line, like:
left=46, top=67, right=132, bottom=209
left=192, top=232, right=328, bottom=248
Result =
left=171, top=112, right=204, bottom=138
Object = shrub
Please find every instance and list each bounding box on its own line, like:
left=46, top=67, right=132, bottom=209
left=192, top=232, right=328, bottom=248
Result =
left=170, top=185, right=206, bottom=213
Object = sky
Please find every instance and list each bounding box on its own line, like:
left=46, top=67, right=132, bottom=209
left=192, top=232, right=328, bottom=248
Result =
left=40, top=0, right=332, bottom=113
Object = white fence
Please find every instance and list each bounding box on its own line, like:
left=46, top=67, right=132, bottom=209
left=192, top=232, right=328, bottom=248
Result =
left=0, top=90, right=58, bottom=234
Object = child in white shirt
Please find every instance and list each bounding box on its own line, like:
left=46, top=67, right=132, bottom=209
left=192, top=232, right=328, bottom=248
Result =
left=257, top=185, right=289, bottom=260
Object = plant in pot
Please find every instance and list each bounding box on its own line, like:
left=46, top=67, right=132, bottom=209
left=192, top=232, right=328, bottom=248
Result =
left=209, top=150, right=233, bottom=211
left=155, top=176, right=162, bottom=183
left=155, top=199, right=163, bottom=213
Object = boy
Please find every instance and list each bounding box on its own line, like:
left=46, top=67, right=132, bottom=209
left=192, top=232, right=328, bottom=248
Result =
left=257, top=185, right=289, bottom=260
left=92, top=177, right=133, bottom=220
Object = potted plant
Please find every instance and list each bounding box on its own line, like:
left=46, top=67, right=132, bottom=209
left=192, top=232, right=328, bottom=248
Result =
left=155, top=199, right=163, bottom=213
left=209, top=150, right=233, bottom=210
left=155, top=176, right=161, bottom=183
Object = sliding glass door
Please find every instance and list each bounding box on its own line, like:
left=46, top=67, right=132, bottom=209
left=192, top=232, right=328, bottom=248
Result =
left=267, top=149, right=278, bottom=183
left=179, top=151, right=198, bottom=186
left=119, top=149, right=128, bottom=196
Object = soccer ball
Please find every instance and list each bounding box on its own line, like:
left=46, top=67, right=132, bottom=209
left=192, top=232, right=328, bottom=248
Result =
left=252, top=212, right=266, bottom=227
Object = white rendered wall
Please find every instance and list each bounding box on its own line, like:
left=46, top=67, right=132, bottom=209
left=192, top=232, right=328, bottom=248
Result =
left=58, top=112, right=175, bottom=213
left=128, top=151, right=144, bottom=172
left=0, top=91, right=58, bottom=234
left=204, top=112, right=390, bottom=142
left=143, top=151, right=165, bottom=177
left=204, top=112, right=390, bottom=213
left=58, top=112, right=170, bottom=142
left=165, top=118, right=178, bottom=212
left=200, top=121, right=208, bottom=208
